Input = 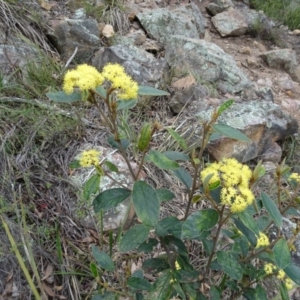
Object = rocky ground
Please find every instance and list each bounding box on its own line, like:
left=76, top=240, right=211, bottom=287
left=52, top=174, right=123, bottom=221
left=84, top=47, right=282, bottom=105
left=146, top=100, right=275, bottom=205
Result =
left=2, top=0, right=300, bottom=299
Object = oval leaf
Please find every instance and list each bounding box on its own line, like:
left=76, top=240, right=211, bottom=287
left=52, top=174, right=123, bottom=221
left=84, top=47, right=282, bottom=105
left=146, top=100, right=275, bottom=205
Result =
left=104, top=161, right=118, bottom=172
left=83, top=174, right=100, bottom=201
left=46, top=91, right=81, bottom=102
left=117, top=99, right=137, bottom=110
left=274, top=238, right=291, bottom=269
left=166, top=128, right=188, bottom=150
left=146, top=150, right=179, bottom=170
left=156, top=188, right=175, bottom=203
left=107, top=136, right=130, bottom=151
left=217, top=99, right=234, bottom=115
left=127, top=277, right=151, bottom=291
left=91, top=246, right=114, bottom=271
left=173, top=168, right=192, bottom=189
left=95, top=86, right=107, bottom=98
left=155, top=216, right=182, bottom=239
left=182, top=209, right=219, bottom=239
left=93, top=188, right=131, bottom=212
left=138, top=85, right=170, bottom=96
left=284, top=262, right=300, bottom=285
left=132, top=181, right=160, bottom=227
left=217, top=251, right=242, bottom=280
left=119, top=224, right=150, bottom=252
left=233, top=218, right=257, bottom=247
left=212, top=124, right=250, bottom=142
left=163, top=151, right=190, bottom=161
left=261, top=192, right=282, bottom=228
left=147, top=270, right=173, bottom=300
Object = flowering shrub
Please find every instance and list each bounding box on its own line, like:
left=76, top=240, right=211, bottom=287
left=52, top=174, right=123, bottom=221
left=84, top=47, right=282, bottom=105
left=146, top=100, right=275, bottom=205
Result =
left=47, top=64, right=300, bottom=300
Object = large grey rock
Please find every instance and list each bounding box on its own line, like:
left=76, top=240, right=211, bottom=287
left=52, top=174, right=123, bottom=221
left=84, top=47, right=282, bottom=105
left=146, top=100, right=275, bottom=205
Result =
left=71, top=146, right=146, bottom=231
left=48, top=18, right=101, bottom=62
left=165, top=35, right=251, bottom=94
left=196, top=101, right=298, bottom=162
left=92, top=44, right=168, bottom=87
left=259, top=49, right=298, bottom=81
left=206, top=0, right=234, bottom=16
left=137, top=3, right=206, bottom=45
left=211, top=8, right=248, bottom=37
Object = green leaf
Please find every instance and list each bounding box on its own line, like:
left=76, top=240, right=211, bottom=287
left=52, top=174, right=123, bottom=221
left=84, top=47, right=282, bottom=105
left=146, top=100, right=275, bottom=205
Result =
left=163, top=151, right=190, bottom=161
left=69, top=160, right=81, bottom=169
left=93, top=188, right=131, bottom=212
left=95, top=86, right=107, bottom=98
left=90, top=262, right=98, bottom=278
left=233, top=218, right=257, bottom=247
left=280, top=282, right=289, bottom=300
left=243, top=285, right=267, bottom=300
left=173, top=168, right=192, bottom=189
left=257, top=215, right=270, bottom=231
left=142, top=258, right=170, bottom=273
left=210, top=286, right=221, bottom=300
left=83, top=174, right=100, bottom=201
left=284, top=262, right=300, bottom=285
left=182, top=284, right=207, bottom=300
left=127, top=277, right=151, bottom=291
left=132, top=269, right=144, bottom=278
left=173, top=269, right=200, bottom=284
left=182, top=209, right=219, bottom=239
left=172, top=281, right=186, bottom=300
left=91, top=246, right=114, bottom=271
left=146, top=150, right=179, bottom=170
left=212, top=124, right=250, bottom=142
left=138, top=85, right=170, bottom=96
left=138, top=238, right=158, bottom=253
left=217, top=251, right=243, bottom=280
left=217, top=99, right=234, bottom=115
left=209, top=186, right=221, bottom=204
left=46, top=91, right=82, bottom=102
left=261, top=192, right=282, bottom=228
left=104, top=161, right=119, bottom=172
left=92, top=292, right=117, bottom=300
left=156, top=188, right=175, bottom=203
left=107, top=135, right=130, bottom=151
left=209, top=132, right=223, bottom=141
left=147, top=270, right=173, bottom=300
left=163, top=235, right=188, bottom=257
left=166, top=128, right=188, bottom=150
left=116, top=99, right=137, bottom=110
left=273, top=238, right=291, bottom=269
left=132, top=181, right=160, bottom=227
left=119, top=224, right=150, bottom=252
left=155, top=216, right=182, bottom=239
left=238, top=209, right=259, bottom=235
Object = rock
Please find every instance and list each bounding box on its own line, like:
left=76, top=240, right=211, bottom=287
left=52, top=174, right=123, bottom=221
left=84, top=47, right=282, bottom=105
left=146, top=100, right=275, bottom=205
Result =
left=92, top=44, right=168, bottom=87
left=206, top=0, right=234, bottom=16
left=211, top=8, right=248, bottom=37
left=282, top=98, right=299, bottom=110
left=246, top=56, right=260, bottom=68
left=241, top=8, right=275, bottom=36
left=72, top=8, right=86, bottom=19
left=112, top=29, right=147, bottom=47
left=196, top=101, right=298, bottom=162
left=165, top=35, right=251, bottom=94
left=48, top=18, right=101, bottom=62
left=255, top=87, right=274, bottom=102
left=239, top=46, right=251, bottom=55
left=259, top=49, right=298, bottom=81
left=71, top=146, right=146, bottom=231
left=253, top=41, right=267, bottom=52
left=260, top=142, right=282, bottom=163
left=277, top=73, right=295, bottom=91
left=169, top=75, right=209, bottom=113
left=137, top=3, right=206, bottom=45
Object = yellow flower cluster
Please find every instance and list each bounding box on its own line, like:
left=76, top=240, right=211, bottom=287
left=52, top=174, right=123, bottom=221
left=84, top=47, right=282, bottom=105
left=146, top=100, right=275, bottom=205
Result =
left=264, top=263, right=275, bottom=275
left=200, top=158, right=254, bottom=213
left=289, top=172, right=300, bottom=183
left=102, top=63, right=138, bottom=100
left=79, top=149, right=101, bottom=167
left=264, top=264, right=293, bottom=289
left=255, top=232, right=269, bottom=248
left=63, top=64, right=104, bottom=94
